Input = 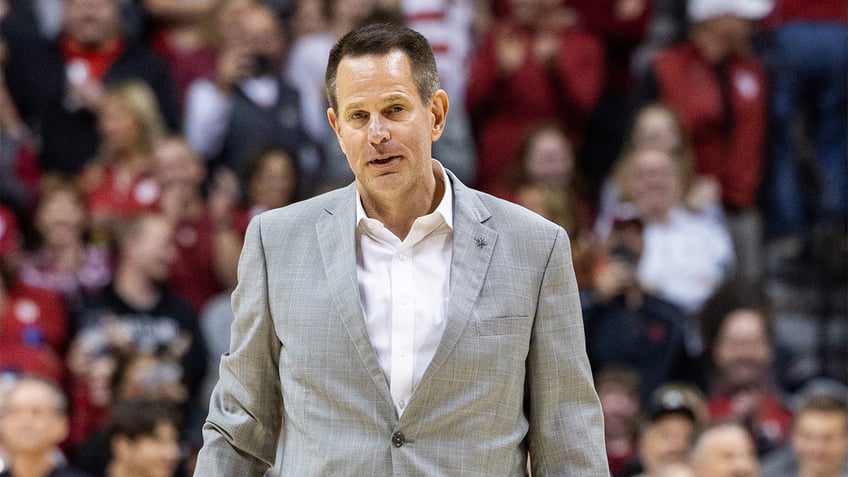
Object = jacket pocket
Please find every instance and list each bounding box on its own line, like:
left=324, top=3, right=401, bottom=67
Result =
left=474, top=316, right=528, bottom=336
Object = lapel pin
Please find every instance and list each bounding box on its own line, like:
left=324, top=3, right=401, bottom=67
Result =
left=474, top=237, right=487, bottom=249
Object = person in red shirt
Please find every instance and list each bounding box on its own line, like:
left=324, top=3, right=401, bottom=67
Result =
left=699, top=279, right=792, bottom=456
left=465, top=0, right=605, bottom=193
left=0, top=206, right=69, bottom=385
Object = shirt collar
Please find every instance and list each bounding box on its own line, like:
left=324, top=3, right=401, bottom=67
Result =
left=356, top=160, right=454, bottom=232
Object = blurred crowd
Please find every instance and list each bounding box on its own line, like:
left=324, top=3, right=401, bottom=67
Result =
left=0, top=0, right=845, bottom=475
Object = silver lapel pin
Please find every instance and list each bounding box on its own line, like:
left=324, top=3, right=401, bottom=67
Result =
left=475, top=237, right=487, bottom=249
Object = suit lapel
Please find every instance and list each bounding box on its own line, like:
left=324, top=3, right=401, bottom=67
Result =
left=414, top=173, right=496, bottom=395
left=316, top=185, right=395, bottom=409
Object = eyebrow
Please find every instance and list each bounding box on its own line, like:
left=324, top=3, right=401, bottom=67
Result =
left=342, top=93, right=412, bottom=113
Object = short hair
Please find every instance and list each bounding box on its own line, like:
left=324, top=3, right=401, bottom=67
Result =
left=699, top=278, right=773, bottom=359
left=796, top=394, right=848, bottom=421
left=107, top=399, right=181, bottom=442
left=324, top=23, right=440, bottom=112
left=3, top=374, right=69, bottom=416
left=689, top=420, right=754, bottom=460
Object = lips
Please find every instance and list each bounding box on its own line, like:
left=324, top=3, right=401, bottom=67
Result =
left=371, top=155, right=400, bottom=166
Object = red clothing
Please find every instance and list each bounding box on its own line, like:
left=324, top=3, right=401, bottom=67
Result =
left=466, top=23, right=605, bottom=192
left=651, top=44, right=767, bottom=209
left=59, top=35, right=126, bottom=82
left=83, top=167, right=160, bottom=222
left=772, top=0, right=847, bottom=23
left=151, top=31, right=218, bottom=106
left=707, top=392, right=792, bottom=449
left=0, top=280, right=69, bottom=384
left=570, top=0, right=653, bottom=94
left=169, top=211, right=229, bottom=312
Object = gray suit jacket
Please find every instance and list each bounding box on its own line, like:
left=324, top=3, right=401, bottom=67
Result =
left=194, top=171, right=609, bottom=476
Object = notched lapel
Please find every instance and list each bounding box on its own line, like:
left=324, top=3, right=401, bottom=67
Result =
left=316, top=189, right=395, bottom=409
left=412, top=179, right=497, bottom=400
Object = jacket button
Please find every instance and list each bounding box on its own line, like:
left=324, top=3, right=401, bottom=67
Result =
left=391, top=431, right=405, bottom=447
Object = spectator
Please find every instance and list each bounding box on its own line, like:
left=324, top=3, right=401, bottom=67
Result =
left=688, top=421, right=760, bottom=477
left=2, top=0, right=179, bottom=176
left=153, top=136, right=242, bottom=312
left=627, top=147, right=734, bottom=351
left=465, top=0, right=605, bottom=193
left=582, top=216, right=698, bottom=400
left=68, top=213, right=206, bottom=450
left=104, top=400, right=182, bottom=477
left=236, top=145, right=301, bottom=228
left=620, top=382, right=706, bottom=477
left=595, top=366, right=642, bottom=476
left=636, top=0, right=772, bottom=282
left=78, top=80, right=166, bottom=241
left=700, top=279, right=792, bottom=456
left=0, top=206, right=69, bottom=385
left=761, top=383, right=848, bottom=477
left=764, top=0, right=847, bottom=257
left=0, top=376, right=90, bottom=477
left=594, top=102, right=723, bottom=242
left=184, top=1, right=319, bottom=194
left=19, top=175, right=111, bottom=315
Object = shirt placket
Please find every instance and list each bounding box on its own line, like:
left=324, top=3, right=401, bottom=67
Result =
left=390, top=244, right=415, bottom=415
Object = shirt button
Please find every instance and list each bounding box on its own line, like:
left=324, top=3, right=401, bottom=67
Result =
left=398, top=253, right=407, bottom=261
left=399, top=297, right=408, bottom=306
left=392, top=431, right=405, bottom=448
left=398, top=400, right=406, bottom=409
left=399, top=347, right=407, bottom=357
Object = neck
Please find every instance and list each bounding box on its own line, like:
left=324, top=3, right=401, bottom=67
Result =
left=361, top=168, right=444, bottom=241
left=11, top=451, right=56, bottom=477
left=45, top=240, right=84, bottom=270
left=114, top=264, right=159, bottom=309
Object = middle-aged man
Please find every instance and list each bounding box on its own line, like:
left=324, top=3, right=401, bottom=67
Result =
left=194, top=22, right=608, bottom=476
left=0, top=376, right=90, bottom=477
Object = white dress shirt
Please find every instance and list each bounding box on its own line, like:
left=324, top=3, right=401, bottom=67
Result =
left=355, top=161, right=453, bottom=416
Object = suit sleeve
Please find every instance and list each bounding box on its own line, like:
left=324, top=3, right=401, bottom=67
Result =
left=193, top=216, right=283, bottom=476
left=526, top=228, right=610, bottom=476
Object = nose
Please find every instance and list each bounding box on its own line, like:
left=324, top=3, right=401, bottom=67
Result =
left=367, top=115, right=389, bottom=145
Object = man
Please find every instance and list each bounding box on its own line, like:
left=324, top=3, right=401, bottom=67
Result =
left=2, top=0, right=179, bottom=175
left=194, top=22, right=608, bottom=475
left=0, top=376, right=90, bottom=477
left=622, top=383, right=705, bottom=477
left=183, top=2, right=319, bottom=195
left=72, top=213, right=207, bottom=418
left=105, top=399, right=182, bottom=477
left=688, top=422, right=759, bottom=477
left=761, top=389, right=848, bottom=477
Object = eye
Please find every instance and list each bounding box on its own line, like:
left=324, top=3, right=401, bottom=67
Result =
left=348, top=111, right=367, bottom=121
left=387, top=105, right=405, bottom=114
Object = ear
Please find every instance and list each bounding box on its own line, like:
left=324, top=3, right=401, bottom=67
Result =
left=429, top=89, right=449, bottom=142
left=326, top=107, right=346, bottom=155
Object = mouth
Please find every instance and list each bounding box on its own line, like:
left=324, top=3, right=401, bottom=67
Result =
left=370, top=155, right=401, bottom=166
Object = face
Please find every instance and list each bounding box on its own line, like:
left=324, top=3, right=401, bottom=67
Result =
left=238, top=7, right=284, bottom=64
left=631, top=149, right=682, bottom=220
left=64, top=0, right=120, bottom=46
left=250, top=151, right=297, bottom=209
left=640, top=414, right=696, bottom=471
left=691, top=425, right=759, bottom=477
left=523, top=128, right=574, bottom=189
left=712, top=310, right=772, bottom=391
left=36, top=189, right=87, bottom=247
left=125, top=217, right=176, bottom=282
left=327, top=50, right=447, bottom=212
left=98, top=97, right=142, bottom=154
left=599, top=386, right=640, bottom=438
left=0, top=381, right=68, bottom=454
left=632, top=107, right=682, bottom=153
left=153, top=140, right=204, bottom=190
left=115, top=422, right=181, bottom=477
left=793, top=411, right=848, bottom=476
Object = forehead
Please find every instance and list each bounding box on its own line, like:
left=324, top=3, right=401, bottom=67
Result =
left=6, top=382, right=57, bottom=407
left=335, top=50, right=417, bottom=106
